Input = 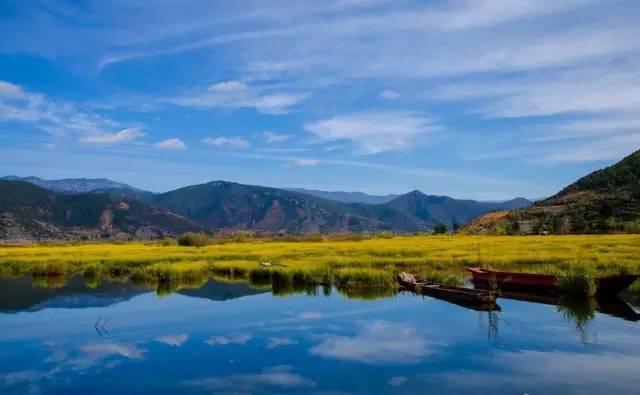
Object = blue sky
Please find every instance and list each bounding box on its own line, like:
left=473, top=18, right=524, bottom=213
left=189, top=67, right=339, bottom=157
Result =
left=1, top=0, right=639, bottom=200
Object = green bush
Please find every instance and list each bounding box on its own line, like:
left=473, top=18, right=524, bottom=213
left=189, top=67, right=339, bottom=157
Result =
left=433, top=223, right=448, bottom=234
left=177, top=232, right=209, bottom=247
left=160, top=237, right=176, bottom=246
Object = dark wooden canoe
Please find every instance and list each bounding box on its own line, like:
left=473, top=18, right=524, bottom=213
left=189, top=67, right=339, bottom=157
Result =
left=468, top=267, right=639, bottom=298
left=398, top=272, right=500, bottom=312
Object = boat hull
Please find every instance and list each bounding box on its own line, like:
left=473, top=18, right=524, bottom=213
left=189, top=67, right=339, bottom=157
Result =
left=398, top=272, right=500, bottom=312
left=468, top=267, right=638, bottom=298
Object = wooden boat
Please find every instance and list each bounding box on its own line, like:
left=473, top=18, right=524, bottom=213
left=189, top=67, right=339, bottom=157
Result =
left=397, top=272, right=500, bottom=311
left=467, top=267, right=639, bottom=298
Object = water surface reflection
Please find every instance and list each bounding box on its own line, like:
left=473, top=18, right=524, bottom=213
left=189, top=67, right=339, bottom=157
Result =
left=0, top=277, right=639, bottom=394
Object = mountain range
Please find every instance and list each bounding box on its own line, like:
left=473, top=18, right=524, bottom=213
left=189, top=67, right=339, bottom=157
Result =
left=0, top=276, right=266, bottom=313
left=0, top=176, right=531, bottom=242
left=466, top=149, right=640, bottom=234
left=1, top=176, right=136, bottom=193
left=287, top=188, right=400, bottom=204
left=0, top=180, right=203, bottom=241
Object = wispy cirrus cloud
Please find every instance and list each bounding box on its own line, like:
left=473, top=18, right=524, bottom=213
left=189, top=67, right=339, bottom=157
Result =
left=263, top=130, right=292, bottom=143
left=80, top=128, right=146, bottom=145
left=205, top=334, right=252, bottom=346
left=202, top=136, right=250, bottom=148
left=184, top=366, right=313, bottom=392
left=90, top=0, right=593, bottom=74
left=305, top=111, right=440, bottom=154
left=0, top=80, right=145, bottom=145
left=378, top=89, right=399, bottom=100
left=267, top=337, right=297, bottom=349
left=292, top=158, right=319, bottom=166
left=168, top=81, right=307, bottom=114
left=153, top=138, right=186, bottom=150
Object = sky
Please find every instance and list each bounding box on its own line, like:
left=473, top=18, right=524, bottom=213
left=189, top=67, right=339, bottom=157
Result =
left=1, top=0, right=639, bottom=200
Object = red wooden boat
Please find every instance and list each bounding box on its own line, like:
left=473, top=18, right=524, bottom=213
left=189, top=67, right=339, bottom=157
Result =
left=468, top=267, right=556, bottom=287
left=468, top=267, right=639, bottom=297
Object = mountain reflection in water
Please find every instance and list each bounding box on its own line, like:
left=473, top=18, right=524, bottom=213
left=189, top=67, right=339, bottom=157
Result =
left=0, top=276, right=639, bottom=395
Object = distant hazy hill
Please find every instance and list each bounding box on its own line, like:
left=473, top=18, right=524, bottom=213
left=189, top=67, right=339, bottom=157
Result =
left=383, top=190, right=531, bottom=228
left=467, top=149, right=640, bottom=234
left=0, top=180, right=202, bottom=242
left=288, top=188, right=400, bottom=204
left=1, top=176, right=137, bottom=193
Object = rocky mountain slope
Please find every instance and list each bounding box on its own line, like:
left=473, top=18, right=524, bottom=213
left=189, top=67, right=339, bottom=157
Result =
left=466, top=149, right=640, bottom=234
left=148, top=181, right=530, bottom=233
left=0, top=180, right=202, bottom=242
left=148, top=181, right=399, bottom=234
left=0, top=177, right=531, bottom=240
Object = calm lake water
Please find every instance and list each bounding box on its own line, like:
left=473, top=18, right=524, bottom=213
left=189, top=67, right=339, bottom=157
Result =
left=1, top=277, right=639, bottom=394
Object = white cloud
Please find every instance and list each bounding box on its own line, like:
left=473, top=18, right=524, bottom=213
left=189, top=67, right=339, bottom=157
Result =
left=535, top=134, right=640, bottom=164
left=184, top=366, right=313, bottom=392
left=432, top=63, right=640, bottom=119
left=202, top=136, right=250, bottom=148
left=80, top=342, right=146, bottom=360
left=267, top=337, right=297, bottom=349
left=432, top=350, right=640, bottom=394
left=305, top=111, right=440, bottom=154
left=210, top=80, right=248, bottom=92
left=428, top=62, right=640, bottom=164
left=263, top=130, right=292, bottom=143
left=93, top=0, right=594, bottom=75
left=0, top=81, right=24, bottom=97
left=297, top=312, right=323, bottom=320
left=310, top=320, right=433, bottom=364
left=292, top=158, right=319, bottom=166
left=0, top=80, right=142, bottom=144
left=205, top=334, right=252, bottom=345
left=378, top=89, right=399, bottom=100
left=79, top=128, right=146, bottom=144
left=153, top=137, right=186, bottom=150
left=155, top=334, right=189, bottom=346
left=256, top=147, right=311, bottom=153
left=169, top=80, right=307, bottom=114
left=388, top=376, right=408, bottom=387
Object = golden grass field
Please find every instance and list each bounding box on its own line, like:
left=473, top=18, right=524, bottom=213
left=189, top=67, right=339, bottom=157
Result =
left=1, top=235, right=639, bottom=294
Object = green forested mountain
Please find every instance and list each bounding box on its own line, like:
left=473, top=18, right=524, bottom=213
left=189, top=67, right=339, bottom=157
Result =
left=553, top=149, right=640, bottom=197
left=467, top=149, right=640, bottom=234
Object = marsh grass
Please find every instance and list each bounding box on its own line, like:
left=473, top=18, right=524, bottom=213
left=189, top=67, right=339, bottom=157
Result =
left=556, top=269, right=598, bottom=298
left=2, top=235, right=639, bottom=294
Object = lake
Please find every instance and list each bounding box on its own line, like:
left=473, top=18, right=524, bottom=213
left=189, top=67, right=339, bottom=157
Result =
left=1, top=276, right=639, bottom=394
